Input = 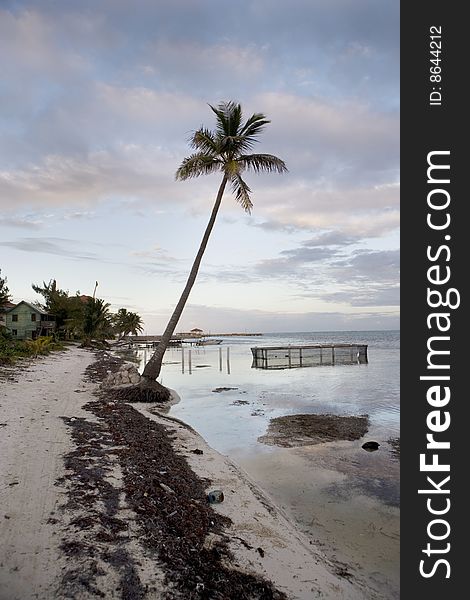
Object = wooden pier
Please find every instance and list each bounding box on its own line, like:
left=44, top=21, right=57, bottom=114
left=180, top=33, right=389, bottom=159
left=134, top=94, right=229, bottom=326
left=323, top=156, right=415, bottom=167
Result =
left=251, top=343, right=368, bottom=370
left=124, top=335, right=222, bottom=348
left=124, top=335, right=183, bottom=348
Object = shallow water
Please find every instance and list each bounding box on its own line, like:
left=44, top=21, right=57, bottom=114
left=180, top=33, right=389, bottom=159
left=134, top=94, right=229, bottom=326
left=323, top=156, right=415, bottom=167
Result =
left=132, top=330, right=400, bottom=598
left=136, top=331, right=399, bottom=450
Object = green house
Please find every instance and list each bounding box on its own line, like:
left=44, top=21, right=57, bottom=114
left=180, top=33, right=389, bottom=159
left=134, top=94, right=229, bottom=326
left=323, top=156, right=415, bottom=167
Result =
left=5, top=301, right=56, bottom=340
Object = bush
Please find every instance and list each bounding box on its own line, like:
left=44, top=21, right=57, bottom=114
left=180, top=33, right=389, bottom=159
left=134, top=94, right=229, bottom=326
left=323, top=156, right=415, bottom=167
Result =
left=25, top=336, right=54, bottom=357
left=0, top=335, right=64, bottom=364
left=0, top=337, right=32, bottom=364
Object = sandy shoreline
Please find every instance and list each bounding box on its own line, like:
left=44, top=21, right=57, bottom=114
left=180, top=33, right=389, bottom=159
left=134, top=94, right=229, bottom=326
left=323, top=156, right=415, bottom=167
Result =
left=1, top=345, right=371, bottom=599
left=0, top=347, right=97, bottom=599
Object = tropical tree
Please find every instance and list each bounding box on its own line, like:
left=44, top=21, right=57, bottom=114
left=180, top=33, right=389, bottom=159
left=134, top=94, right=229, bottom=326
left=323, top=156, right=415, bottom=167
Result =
left=32, top=280, right=85, bottom=339
left=133, top=101, right=287, bottom=401
left=82, top=297, right=113, bottom=344
left=0, top=269, right=11, bottom=307
left=113, top=308, right=144, bottom=339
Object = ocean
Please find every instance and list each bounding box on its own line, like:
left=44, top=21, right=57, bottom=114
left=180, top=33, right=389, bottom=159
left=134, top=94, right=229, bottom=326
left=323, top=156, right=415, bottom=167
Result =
left=134, top=330, right=399, bottom=453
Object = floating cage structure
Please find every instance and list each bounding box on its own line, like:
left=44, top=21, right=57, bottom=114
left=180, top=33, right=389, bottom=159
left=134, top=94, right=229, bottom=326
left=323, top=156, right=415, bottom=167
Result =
left=251, top=344, right=368, bottom=370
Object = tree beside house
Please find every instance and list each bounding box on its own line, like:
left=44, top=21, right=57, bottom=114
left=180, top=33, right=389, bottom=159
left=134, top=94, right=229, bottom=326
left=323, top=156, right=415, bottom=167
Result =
left=0, top=269, right=15, bottom=330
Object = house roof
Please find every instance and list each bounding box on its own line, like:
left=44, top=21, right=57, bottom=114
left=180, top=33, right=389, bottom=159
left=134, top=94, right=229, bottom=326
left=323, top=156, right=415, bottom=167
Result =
left=6, top=300, right=51, bottom=315
left=190, top=327, right=203, bottom=332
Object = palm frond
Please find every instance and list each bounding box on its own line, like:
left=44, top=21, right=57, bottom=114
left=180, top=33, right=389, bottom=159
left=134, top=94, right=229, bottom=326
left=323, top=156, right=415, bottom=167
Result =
left=190, top=128, right=218, bottom=153
left=230, top=173, right=253, bottom=213
left=238, top=154, right=288, bottom=174
left=226, top=102, right=243, bottom=136
left=218, top=134, right=258, bottom=155
left=209, top=101, right=243, bottom=137
left=176, top=153, right=222, bottom=180
left=239, top=113, right=270, bottom=138
left=209, top=103, right=229, bottom=137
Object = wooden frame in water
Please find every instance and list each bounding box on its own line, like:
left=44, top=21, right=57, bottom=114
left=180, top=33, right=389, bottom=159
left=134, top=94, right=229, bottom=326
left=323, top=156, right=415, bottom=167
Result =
left=251, top=344, right=368, bottom=370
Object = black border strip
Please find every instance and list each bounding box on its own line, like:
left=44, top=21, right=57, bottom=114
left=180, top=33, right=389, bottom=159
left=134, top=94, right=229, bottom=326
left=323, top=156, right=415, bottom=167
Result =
left=401, top=3, right=466, bottom=596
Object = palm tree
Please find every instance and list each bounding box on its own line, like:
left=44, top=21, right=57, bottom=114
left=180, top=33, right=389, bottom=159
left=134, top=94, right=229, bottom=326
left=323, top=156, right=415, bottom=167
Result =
left=113, top=308, right=144, bottom=339
left=82, top=297, right=113, bottom=344
left=135, top=101, right=286, bottom=400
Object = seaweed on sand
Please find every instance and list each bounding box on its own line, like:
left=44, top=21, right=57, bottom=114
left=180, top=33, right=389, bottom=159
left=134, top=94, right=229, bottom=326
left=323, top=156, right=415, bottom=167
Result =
left=58, top=350, right=288, bottom=599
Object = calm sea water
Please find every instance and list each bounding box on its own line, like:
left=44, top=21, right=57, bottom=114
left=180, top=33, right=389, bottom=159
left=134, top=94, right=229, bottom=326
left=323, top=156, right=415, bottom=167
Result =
left=134, top=330, right=399, bottom=455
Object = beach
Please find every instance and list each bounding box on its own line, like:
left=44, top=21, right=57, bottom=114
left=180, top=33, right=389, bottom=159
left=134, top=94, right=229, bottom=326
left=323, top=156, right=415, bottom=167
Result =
left=0, top=345, right=370, bottom=599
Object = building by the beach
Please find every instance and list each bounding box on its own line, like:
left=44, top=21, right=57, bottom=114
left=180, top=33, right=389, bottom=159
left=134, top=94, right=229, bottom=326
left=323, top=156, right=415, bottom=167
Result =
left=4, top=301, right=56, bottom=340
left=189, top=327, right=204, bottom=336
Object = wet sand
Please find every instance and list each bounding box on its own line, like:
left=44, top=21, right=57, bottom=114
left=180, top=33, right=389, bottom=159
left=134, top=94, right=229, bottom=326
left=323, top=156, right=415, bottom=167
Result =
left=253, top=411, right=399, bottom=597
left=236, top=440, right=400, bottom=599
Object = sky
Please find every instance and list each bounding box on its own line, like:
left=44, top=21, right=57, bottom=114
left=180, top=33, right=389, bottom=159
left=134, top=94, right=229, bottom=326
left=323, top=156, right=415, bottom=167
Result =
left=0, top=0, right=399, bottom=334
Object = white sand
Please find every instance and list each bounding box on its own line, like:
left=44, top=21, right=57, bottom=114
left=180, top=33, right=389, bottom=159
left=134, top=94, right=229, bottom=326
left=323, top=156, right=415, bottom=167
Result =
left=0, top=348, right=97, bottom=599
left=1, top=346, right=365, bottom=599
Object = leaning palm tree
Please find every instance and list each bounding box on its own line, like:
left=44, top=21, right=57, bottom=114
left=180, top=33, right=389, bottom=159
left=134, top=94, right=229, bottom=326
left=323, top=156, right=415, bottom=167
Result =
left=132, top=101, right=287, bottom=401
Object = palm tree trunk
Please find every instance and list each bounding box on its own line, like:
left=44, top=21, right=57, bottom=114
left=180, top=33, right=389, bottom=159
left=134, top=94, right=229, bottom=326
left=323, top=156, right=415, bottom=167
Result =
left=142, top=174, right=228, bottom=381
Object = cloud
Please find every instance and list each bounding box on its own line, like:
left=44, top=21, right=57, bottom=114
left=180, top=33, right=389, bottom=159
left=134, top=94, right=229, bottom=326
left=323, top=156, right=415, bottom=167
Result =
left=130, top=245, right=181, bottom=264
left=0, top=215, right=44, bottom=229
left=0, top=236, right=100, bottom=260
left=192, top=243, right=399, bottom=312
left=330, top=249, right=400, bottom=283
left=251, top=220, right=299, bottom=233
left=1, top=23, right=398, bottom=245
left=301, top=231, right=362, bottom=247
left=140, top=39, right=265, bottom=96
left=321, top=286, right=399, bottom=307
left=243, top=245, right=400, bottom=308
left=246, top=181, right=399, bottom=236
left=0, top=145, right=184, bottom=208
left=254, top=92, right=399, bottom=179
left=253, top=247, right=340, bottom=281
left=63, top=210, right=96, bottom=220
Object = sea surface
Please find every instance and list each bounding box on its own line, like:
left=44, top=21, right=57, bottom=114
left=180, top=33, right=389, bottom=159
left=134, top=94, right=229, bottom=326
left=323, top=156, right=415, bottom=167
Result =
left=135, top=330, right=399, bottom=452
left=131, top=330, right=400, bottom=598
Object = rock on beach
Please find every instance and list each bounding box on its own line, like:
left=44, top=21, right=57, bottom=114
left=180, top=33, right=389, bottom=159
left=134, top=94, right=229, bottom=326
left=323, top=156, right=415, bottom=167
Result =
left=102, top=362, right=141, bottom=387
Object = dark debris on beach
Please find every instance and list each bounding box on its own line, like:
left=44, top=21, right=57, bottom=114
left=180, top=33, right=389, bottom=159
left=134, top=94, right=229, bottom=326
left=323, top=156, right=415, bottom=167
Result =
left=58, top=351, right=288, bottom=599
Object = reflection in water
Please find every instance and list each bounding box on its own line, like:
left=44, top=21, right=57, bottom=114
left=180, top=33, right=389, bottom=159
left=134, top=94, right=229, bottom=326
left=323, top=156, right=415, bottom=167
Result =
left=175, top=345, right=232, bottom=376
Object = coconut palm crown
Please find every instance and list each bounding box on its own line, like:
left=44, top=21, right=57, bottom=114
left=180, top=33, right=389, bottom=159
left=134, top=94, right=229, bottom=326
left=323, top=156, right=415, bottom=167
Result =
left=139, top=101, right=287, bottom=393
left=176, top=101, right=287, bottom=213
